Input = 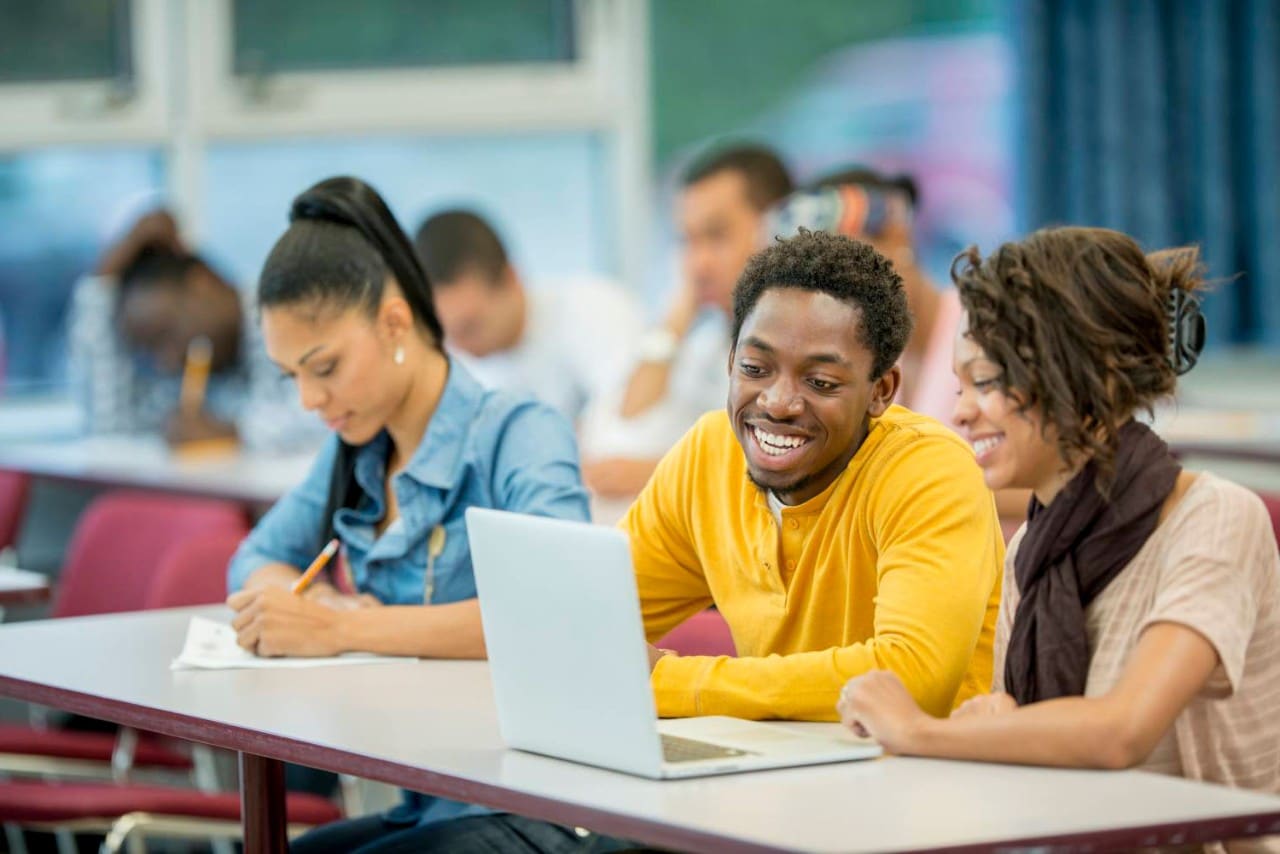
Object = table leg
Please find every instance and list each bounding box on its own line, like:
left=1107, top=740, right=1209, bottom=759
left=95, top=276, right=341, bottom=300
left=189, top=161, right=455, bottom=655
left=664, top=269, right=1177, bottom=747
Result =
left=240, top=752, right=288, bottom=854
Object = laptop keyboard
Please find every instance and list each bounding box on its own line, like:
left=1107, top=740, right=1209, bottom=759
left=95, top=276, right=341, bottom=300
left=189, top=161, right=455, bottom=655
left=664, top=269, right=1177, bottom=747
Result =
left=661, top=733, right=753, bottom=763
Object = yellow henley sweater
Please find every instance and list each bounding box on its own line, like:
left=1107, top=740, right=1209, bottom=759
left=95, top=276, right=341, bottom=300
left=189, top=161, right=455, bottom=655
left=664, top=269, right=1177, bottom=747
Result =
left=622, top=405, right=1003, bottom=721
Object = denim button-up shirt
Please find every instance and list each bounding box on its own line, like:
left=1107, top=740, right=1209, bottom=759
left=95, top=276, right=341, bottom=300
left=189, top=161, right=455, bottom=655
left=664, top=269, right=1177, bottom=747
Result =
left=227, top=360, right=589, bottom=825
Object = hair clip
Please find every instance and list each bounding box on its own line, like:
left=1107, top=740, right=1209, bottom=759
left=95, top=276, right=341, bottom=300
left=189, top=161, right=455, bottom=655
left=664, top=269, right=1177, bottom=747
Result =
left=1167, top=288, right=1206, bottom=375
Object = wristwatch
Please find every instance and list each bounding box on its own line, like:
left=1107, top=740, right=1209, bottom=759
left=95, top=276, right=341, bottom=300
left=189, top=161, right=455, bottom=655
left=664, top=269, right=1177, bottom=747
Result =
left=637, top=327, right=679, bottom=363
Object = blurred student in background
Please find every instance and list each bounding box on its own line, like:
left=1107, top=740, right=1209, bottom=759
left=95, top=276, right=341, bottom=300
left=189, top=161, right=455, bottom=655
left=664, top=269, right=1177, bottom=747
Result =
left=839, top=228, right=1280, bottom=813
left=774, top=168, right=1030, bottom=530
left=780, top=167, right=959, bottom=423
left=413, top=208, right=642, bottom=459
left=67, top=209, right=315, bottom=449
left=226, top=176, right=598, bottom=853
left=582, top=144, right=793, bottom=498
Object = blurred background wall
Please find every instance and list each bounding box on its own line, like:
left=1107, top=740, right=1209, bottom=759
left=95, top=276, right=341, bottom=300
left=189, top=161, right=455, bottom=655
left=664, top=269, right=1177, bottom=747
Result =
left=1, top=0, right=1277, bottom=398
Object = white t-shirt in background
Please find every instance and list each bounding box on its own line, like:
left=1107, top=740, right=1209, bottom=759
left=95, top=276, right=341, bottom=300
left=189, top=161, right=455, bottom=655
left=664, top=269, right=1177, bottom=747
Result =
left=447, top=278, right=644, bottom=458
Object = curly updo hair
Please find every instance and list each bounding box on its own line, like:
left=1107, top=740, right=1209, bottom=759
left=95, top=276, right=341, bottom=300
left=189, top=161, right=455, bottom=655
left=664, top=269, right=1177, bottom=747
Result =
left=732, top=228, right=912, bottom=379
left=951, top=226, right=1204, bottom=487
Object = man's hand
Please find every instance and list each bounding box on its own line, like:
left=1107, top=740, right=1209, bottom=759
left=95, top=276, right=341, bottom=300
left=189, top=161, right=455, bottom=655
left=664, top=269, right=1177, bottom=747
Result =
left=227, top=587, right=348, bottom=657
left=647, top=643, right=677, bottom=673
left=581, top=457, right=658, bottom=499
left=836, top=670, right=931, bottom=754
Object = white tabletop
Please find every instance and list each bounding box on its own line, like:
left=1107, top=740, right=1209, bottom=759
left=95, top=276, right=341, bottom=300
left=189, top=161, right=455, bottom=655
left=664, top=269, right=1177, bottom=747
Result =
left=0, top=606, right=1277, bottom=853
left=0, top=436, right=316, bottom=504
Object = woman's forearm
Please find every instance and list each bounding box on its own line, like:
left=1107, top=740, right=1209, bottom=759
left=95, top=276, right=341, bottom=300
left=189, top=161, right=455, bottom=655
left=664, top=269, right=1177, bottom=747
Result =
left=910, top=695, right=1146, bottom=770
left=335, top=599, right=486, bottom=659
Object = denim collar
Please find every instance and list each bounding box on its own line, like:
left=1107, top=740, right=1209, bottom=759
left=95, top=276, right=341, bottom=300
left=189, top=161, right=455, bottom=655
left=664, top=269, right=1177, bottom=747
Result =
left=352, top=359, right=486, bottom=498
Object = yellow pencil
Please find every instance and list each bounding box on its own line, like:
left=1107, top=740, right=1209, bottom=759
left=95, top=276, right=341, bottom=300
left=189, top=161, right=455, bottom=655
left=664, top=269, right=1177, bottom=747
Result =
left=179, top=335, right=213, bottom=417
left=292, top=538, right=340, bottom=595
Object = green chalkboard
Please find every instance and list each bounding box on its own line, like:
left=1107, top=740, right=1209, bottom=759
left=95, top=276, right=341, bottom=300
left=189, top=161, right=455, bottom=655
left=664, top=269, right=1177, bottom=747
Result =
left=650, top=0, right=999, bottom=165
left=232, top=0, right=576, bottom=74
left=0, top=0, right=132, bottom=84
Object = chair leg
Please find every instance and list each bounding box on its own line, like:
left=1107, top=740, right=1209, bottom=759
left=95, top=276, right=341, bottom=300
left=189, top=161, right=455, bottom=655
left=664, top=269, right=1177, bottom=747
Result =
left=339, top=773, right=364, bottom=816
left=4, top=823, right=29, bottom=854
left=110, top=727, right=139, bottom=782
left=54, top=828, right=77, bottom=854
left=102, top=812, right=146, bottom=854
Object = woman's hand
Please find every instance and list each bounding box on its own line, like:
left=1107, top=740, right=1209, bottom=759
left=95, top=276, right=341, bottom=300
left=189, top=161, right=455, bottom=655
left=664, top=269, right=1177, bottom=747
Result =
left=837, top=670, right=932, bottom=754
left=227, top=586, right=349, bottom=657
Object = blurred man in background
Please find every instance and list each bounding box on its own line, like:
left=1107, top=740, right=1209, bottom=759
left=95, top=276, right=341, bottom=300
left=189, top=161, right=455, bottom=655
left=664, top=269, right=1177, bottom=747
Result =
left=414, top=209, right=642, bottom=458
left=583, top=144, right=794, bottom=498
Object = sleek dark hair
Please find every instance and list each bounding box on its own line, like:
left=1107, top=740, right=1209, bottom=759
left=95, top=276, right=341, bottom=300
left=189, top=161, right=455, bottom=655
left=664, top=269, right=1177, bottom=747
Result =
left=682, top=144, right=794, bottom=211
left=811, top=165, right=919, bottom=209
left=258, top=176, right=444, bottom=550
left=259, top=176, right=443, bottom=344
left=951, top=226, right=1205, bottom=487
left=413, top=209, right=509, bottom=287
left=732, top=228, right=912, bottom=379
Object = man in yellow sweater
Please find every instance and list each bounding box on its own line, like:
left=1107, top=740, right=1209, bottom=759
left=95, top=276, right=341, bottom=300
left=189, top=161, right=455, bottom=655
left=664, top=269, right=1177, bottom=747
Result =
left=627, top=228, right=1003, bottom=722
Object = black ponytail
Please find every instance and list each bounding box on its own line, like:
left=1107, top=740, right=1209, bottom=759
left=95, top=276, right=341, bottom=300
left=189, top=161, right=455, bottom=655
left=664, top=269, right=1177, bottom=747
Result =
left=258, top=176, right=444, bottom=550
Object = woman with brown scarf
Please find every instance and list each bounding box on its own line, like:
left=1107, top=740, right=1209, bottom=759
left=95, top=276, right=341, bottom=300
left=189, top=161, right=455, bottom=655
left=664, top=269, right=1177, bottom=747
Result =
left=837, top=227, right=1280, bottom=834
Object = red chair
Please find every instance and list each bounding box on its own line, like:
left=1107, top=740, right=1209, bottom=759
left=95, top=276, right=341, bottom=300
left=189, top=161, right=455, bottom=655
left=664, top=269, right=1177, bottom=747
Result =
left=145, top=530, right=246, bottom=610
left=1, top=491, right=249, bottom=784
left=0, top=780, right=341, bottom=853
left=658, top=608, right=737, bottom=657
left=54, top=490, right=248, bottom=619
left=0, top=469, right=30, bottom=552
left=1258, top=490, right=1280, bottom=547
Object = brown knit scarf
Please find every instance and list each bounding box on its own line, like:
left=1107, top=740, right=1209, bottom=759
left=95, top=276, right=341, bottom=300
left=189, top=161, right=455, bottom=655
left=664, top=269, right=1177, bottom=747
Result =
left=1003, top=420, right=1181, bottom=705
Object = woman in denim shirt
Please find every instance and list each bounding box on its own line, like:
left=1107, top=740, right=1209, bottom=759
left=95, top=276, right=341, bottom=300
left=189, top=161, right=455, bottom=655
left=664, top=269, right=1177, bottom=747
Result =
left=225, top=177, right=602, bottom=853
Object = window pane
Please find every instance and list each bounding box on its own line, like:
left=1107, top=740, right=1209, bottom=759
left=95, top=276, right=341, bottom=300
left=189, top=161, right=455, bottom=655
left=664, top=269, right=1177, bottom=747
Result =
left=233, top=0, right=576, bottom=75
left=0, top=147, right=164, bottom=395
left=201, top=133, right=612, bottom=293
left=0, top=0, right=132, bottom=84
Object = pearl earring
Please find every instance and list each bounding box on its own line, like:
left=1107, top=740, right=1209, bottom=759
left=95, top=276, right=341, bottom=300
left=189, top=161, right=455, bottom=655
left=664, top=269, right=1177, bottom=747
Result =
left=394, top=345, right=405, bottom=365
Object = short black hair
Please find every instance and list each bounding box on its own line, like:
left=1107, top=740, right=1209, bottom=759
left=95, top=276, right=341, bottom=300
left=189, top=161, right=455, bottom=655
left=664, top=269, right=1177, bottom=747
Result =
left=812, top=165, right=919, bottom=209
left=732, top=228, right=912, bottom=379
left=682, top=144, right=794, bottom=211
left=413, top=209, right=509, bottom=287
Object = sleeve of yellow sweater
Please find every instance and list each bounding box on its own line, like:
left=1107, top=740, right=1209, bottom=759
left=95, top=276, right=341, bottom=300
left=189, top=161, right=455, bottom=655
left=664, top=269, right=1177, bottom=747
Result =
left=620, top=420, right=716, bottom=642
left=651, top=432, right=1003, bottom=721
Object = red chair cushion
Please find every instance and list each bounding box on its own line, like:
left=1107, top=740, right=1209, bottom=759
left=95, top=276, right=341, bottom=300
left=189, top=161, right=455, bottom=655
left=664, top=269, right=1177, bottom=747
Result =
left=145, top=530, right=247, bottom=609
left=658, top=609, right=737, bottom=657
left=1258, top=491, right=1280, bottom=547
left=0, top=780, right=342, bottom=825
left=0, top=470, right=30, bottom=551
left=0, top=724, right=192, bottom=769
left=54, top=491, right=248, bottom=619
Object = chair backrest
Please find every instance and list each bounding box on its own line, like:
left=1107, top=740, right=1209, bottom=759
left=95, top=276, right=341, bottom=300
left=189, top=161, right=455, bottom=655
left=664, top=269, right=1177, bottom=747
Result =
left=54, top=491, right=248, bottom=619
left=145, top=530, right=247, bottom=609
left=1258, top=490, right=1280, bottom=548
left=657, top=608, right=737, bottom=657
left=0, top=470, right=31, bottom=552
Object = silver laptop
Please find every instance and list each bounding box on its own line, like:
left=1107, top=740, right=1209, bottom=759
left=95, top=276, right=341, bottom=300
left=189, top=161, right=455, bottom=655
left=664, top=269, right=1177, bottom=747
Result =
left=466, top=508, right=883, bottom=779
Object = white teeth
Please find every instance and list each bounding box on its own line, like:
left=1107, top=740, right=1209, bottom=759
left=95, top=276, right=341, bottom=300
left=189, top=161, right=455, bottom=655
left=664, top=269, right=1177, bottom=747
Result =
left=973, top=436, right=1004, bottom=456
left=752, top=427, right=809, bottom=456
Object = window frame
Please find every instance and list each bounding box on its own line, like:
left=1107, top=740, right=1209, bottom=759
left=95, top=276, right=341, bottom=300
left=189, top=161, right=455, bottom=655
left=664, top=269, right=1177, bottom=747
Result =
left=0, top=0, right=651, bottom=289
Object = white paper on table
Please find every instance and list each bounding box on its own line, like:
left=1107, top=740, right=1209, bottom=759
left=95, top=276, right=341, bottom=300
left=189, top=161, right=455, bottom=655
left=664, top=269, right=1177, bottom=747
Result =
left=171, top=616, right=418, bottom=671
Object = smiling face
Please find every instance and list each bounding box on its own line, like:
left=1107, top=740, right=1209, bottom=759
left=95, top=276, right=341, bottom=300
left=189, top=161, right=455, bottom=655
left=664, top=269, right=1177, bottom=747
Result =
left=730, top=288, right=899, bottom=505
left=951, top=313, right=1065, bottom=500
left=261, top=293, right=410, bottom=446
